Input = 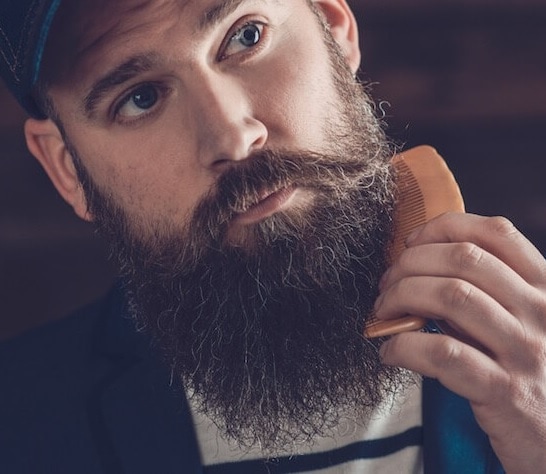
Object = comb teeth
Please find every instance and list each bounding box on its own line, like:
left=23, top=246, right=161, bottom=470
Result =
left=390, top=160, right=426, bottom=259
left=364, top=145, right=465, bottom=338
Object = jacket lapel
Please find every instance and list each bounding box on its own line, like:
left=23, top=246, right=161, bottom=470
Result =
left=88, top=286, right=203, bottom=474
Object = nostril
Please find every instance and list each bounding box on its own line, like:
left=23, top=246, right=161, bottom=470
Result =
left=199, top=113, right=268, bottom=169
left=210, top=154, right=243, bottom=173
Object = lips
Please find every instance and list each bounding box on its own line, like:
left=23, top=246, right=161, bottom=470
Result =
left=232, top=186, right=298, bottom=226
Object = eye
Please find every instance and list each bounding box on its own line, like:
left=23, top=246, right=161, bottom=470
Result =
left=222, top=21, right=265, bottom=59
left=115, top=84, right=161, bottom=119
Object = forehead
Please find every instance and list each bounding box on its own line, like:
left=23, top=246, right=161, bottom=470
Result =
left=43, top=0, right=290, bottom=85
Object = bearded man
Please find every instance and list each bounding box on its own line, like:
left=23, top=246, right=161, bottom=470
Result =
left=1, top=1, right=546, bottom=473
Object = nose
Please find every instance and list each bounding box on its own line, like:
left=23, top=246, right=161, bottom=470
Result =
left=193, top=75, right=268, bottom=169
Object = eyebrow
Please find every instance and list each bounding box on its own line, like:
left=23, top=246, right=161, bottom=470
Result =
left=83, top=53, right=158, bottom=117
left=199, top=0, right=246, bottom=31
left=82, top=0, right=249, bottom=117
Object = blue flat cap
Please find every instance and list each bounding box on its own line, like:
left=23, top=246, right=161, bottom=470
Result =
left=0, top=0, right=62, bottom=117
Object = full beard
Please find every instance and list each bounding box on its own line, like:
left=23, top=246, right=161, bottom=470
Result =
left=68, top=29, right=410, bottom=453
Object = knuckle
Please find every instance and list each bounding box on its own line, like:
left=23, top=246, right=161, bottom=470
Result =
left=430, top=338, right=462, bottom=368
left=506, top=376, right=536, bottom=413
left=480, top=371, right=510, bottom=403
left=516, top=330, right=546, bottom=372
left=453, top=242, right=484, bottom=272
left=443, top=279, right=473, bottom=310
left=522, top=288, right=546, bottom=326
left=483, top=215, right=518, bottom=239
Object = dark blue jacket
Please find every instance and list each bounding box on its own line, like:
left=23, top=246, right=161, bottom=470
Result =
left=0, top=287, right=504, bottom=473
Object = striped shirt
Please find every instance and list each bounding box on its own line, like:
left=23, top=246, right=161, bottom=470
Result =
left=189, top=380, right=423, bottom=473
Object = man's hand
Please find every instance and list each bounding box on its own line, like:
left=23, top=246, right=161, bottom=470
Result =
left=375, top=212, right=546, bottom=474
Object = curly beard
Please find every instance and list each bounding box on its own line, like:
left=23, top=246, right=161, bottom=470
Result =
left=67, top=21, right=410, bottom=453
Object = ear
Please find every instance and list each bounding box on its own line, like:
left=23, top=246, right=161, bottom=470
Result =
left=24, top=118, right=93, bottom=221
left=312, top=0, right=361, bottom=73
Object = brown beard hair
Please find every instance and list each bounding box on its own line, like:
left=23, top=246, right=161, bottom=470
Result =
left=60, top=10, right=411, bottom=452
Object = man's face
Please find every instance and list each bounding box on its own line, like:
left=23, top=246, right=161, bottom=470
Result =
left=46, top=0, right=362, bottom=240
left=41, top=0, right=407, bottom=452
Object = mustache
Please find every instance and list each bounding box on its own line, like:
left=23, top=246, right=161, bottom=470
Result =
left=194, top=148, right=384, bottom=226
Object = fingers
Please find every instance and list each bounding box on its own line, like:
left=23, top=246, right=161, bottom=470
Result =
left=404, top=213, right=546, bottom=288
left=379, top=331, right=505, bottom=405
left=376, top=212, right=546, bottom=474
left=374, top=273, right=520, bottom=356
left=379, top=241, right=541, bottom=325
left=374, top=212, right=546, bottom=359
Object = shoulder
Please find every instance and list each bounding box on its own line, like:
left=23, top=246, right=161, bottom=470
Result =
left=0, top=284, right=130, bottom=417
left=0, top=285, right=124, bottom=371
left=0, top=285, right=127, bottom=471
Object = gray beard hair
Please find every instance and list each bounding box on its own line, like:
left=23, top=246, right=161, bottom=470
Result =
left=74, top=144, right=409, bottom=451
left=63, top=26, right=413, bottom=452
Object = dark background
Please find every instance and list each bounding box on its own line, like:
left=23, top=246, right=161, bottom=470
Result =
left=1, top=0, right=546, bottom=340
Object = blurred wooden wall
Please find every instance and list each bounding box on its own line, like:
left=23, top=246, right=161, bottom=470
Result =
left=1, top=0, right=546, bottom=340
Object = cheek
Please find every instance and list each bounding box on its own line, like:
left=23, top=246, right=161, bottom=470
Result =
left=72, top=129, right=211, bottom=224
left=252, top=35, right=339, bottom=149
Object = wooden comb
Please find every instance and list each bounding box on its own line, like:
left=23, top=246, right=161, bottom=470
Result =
left=364, top=145, right=465, bottom=338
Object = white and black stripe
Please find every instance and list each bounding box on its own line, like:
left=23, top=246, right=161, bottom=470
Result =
left=190, top=381, right=424, bottom=474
